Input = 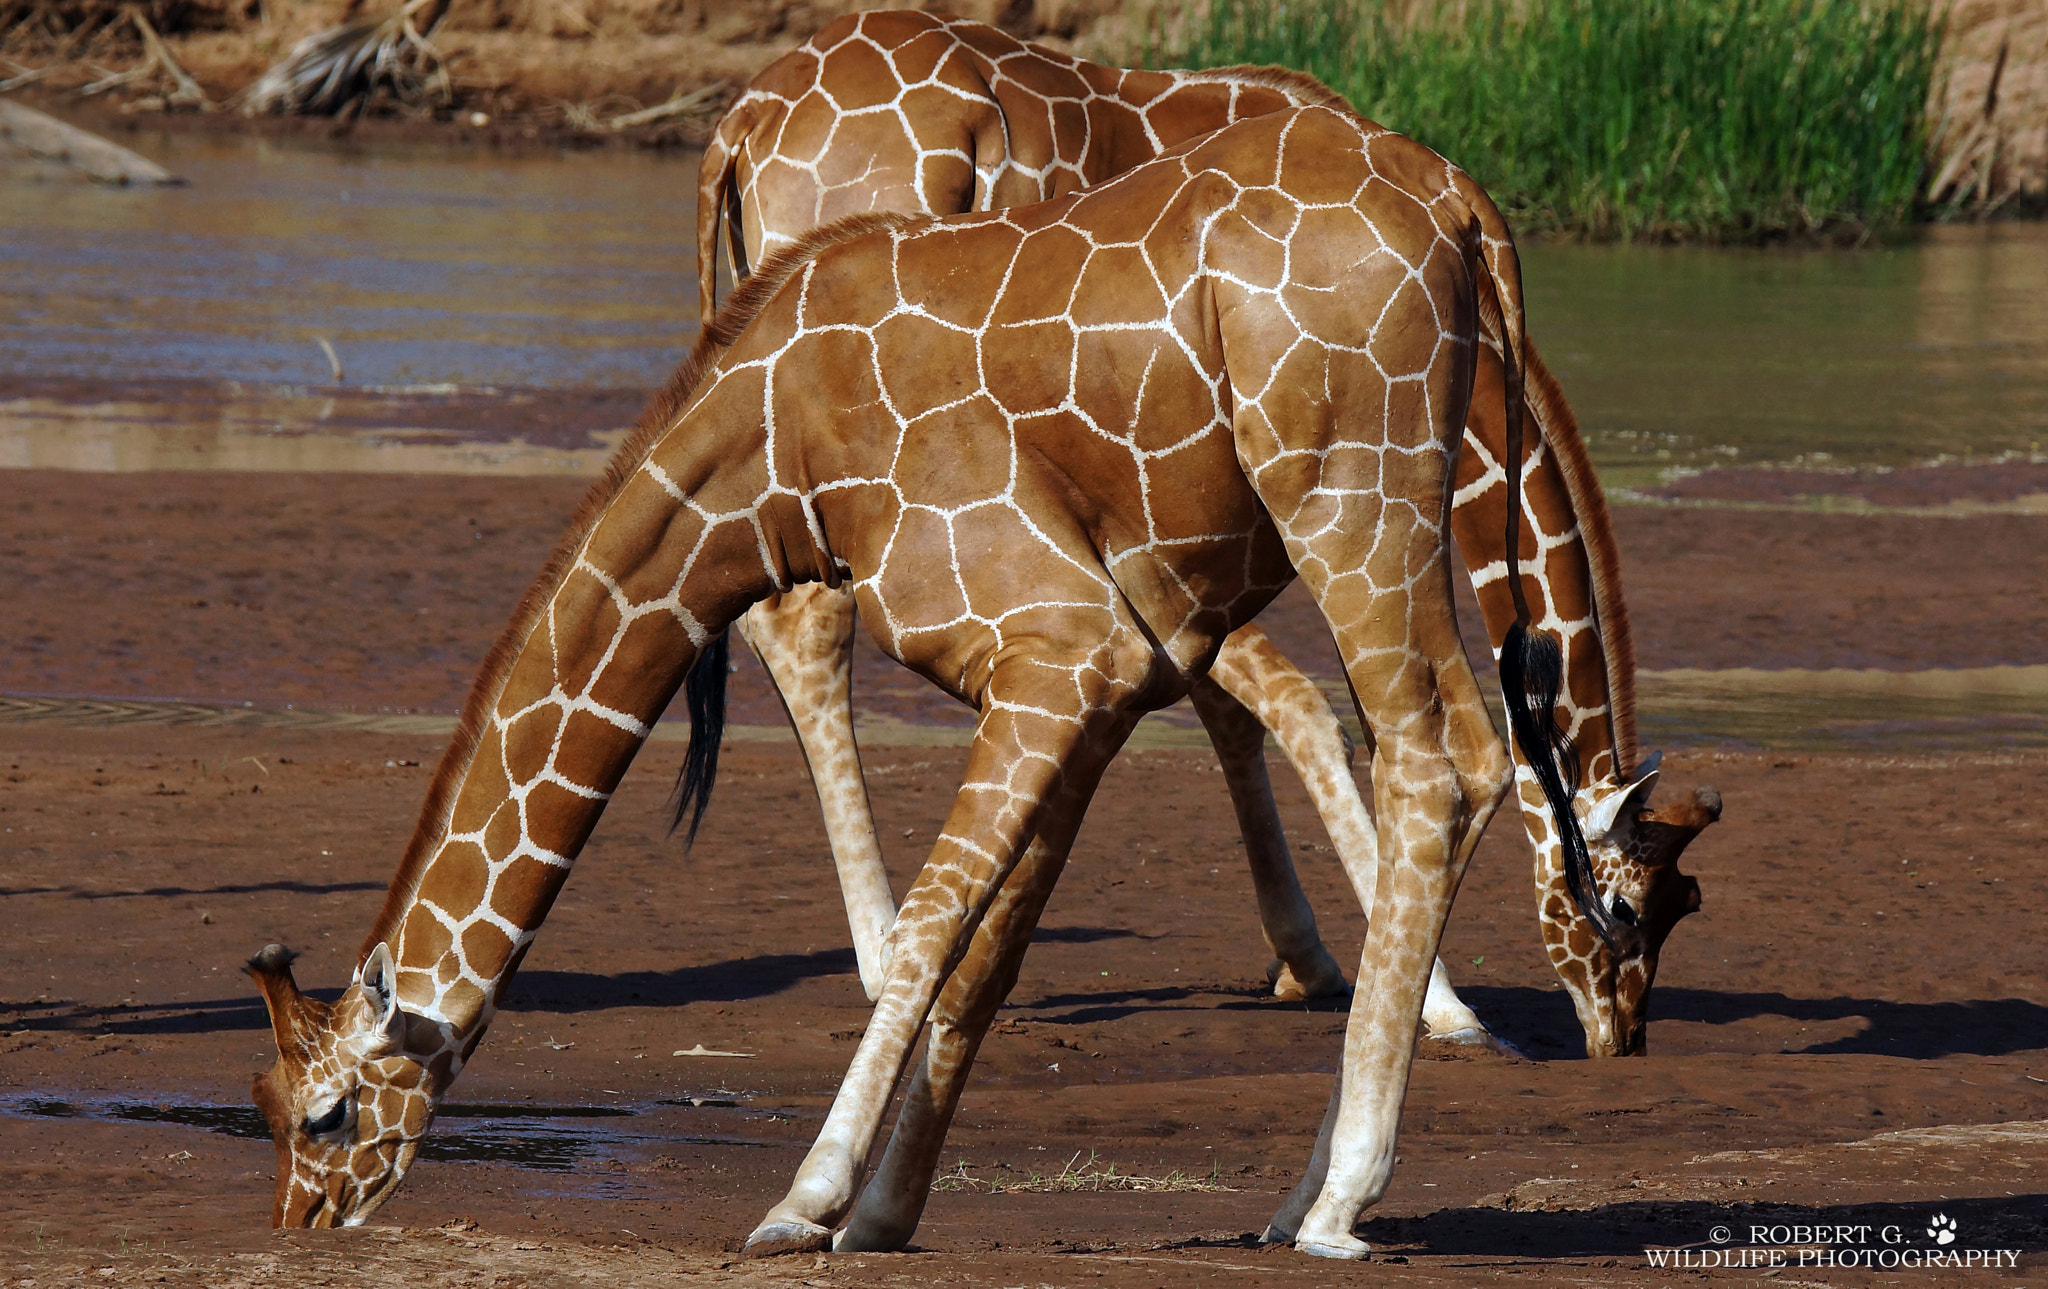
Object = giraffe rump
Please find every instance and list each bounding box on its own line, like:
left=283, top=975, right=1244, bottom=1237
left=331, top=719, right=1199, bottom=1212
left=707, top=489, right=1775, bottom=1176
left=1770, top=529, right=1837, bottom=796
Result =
left=359, top=212, right=919, bottom=961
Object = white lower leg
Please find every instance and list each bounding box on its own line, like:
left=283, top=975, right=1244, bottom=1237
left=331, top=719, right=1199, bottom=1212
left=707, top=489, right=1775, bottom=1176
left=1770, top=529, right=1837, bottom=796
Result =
left=739, top=592, right=897, bottom=1000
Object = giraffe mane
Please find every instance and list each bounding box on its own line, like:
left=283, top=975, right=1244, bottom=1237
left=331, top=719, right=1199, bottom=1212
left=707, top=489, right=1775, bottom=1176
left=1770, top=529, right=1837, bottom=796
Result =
left=359, top=211, right=921, bottom=964
left=1181, top=64, right=1351, bottom=113
left=1523, top=340, right=1641, bottom=779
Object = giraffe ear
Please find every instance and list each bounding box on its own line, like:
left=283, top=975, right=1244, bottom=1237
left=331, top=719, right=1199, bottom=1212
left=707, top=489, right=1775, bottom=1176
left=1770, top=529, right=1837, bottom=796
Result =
left=1584, top=769, right=1659, bottom=841
left=354, top=942, right=404, bottom=1055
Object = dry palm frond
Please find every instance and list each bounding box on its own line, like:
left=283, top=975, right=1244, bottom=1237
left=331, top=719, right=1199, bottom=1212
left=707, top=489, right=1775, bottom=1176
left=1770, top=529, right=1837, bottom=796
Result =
left=241, top=0, right=452, bottom=117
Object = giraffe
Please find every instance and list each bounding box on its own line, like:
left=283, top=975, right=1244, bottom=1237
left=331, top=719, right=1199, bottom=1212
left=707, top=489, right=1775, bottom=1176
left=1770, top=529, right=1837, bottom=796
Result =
left=249, top=106, right=1593, bottom=1255
left=697, top=9, right=1716, bottom=1056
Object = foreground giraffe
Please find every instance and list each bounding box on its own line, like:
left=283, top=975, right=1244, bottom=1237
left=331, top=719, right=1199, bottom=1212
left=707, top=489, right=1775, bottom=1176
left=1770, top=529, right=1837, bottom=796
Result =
left=698, top=9, right=1715, bottom=1054
left=250, top=106, right=1612, bottom=1252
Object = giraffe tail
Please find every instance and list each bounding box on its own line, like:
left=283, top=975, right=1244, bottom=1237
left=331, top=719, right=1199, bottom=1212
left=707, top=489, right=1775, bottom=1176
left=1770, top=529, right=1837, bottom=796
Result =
left=1460, top=174, right=1630, bottom=954
left=695, top=101, right=758, bottom=328
left=671, top=627, right=729, bottom=846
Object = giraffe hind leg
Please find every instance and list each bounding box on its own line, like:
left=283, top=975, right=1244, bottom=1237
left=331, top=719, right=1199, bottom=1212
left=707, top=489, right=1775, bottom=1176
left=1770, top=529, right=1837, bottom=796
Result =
left=737, top=584, right=899, bottom=1000
left=1186, top=663, right=1349, bottom=1000
left=1205, top=624, right=1504, bottom=1045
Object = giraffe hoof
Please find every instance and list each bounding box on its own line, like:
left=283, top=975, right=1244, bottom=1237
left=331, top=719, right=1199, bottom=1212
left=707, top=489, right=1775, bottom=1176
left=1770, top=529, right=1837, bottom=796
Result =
left=1267, top=956, right=1351, bottom=1003
left=1257, top=1223, right=1296, bottom=1246
left=1427, top=1026, right=1527, bottom=1059
left=1295, top=1234, right=1372, bottom=1260
left=742, top=1220, right=833, bottom=1258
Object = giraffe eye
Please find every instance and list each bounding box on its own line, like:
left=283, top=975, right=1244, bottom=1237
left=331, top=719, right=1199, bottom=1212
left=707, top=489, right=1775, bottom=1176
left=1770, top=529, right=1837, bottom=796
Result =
left=1610, top=895, right=1638, bottom=926
left=302, top=1100, right=348, bottom=1137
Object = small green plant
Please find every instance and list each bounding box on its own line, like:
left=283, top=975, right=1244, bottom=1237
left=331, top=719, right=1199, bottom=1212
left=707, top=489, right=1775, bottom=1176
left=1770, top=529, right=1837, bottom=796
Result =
left=931, top=1149, right=1235, bottom=1193
left=1149, top=0, right=1943, bottom=241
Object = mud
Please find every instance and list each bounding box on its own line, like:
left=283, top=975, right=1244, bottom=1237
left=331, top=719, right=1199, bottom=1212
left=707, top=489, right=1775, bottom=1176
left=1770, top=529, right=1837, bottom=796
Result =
left=2, top=464, right=2046, bottom=1285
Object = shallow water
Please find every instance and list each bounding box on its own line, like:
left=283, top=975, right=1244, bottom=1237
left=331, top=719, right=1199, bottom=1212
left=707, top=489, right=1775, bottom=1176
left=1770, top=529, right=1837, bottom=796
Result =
left=1528, top=228, right=2048, bottom=487
left=7, top=131, right=2048, bottom=480
left=0, top=131, right=697, bottom=392
left=0, top=1092, right=773, bottom=1174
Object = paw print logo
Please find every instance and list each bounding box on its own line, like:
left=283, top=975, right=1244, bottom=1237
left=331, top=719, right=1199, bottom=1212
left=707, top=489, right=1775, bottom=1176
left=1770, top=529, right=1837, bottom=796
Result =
left=1927, top=1213, right=1958, bottom=1246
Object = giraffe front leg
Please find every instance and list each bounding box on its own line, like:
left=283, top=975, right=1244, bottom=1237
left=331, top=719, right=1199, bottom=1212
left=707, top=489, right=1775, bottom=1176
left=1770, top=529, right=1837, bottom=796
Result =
left=834, top=774, right=1100, bottom=1251
left=1186, top=658, right=1347, bottom=1001
left=744, top=647, right=1148, bottom=1256
left=738, top=584, right=898, bottom=1000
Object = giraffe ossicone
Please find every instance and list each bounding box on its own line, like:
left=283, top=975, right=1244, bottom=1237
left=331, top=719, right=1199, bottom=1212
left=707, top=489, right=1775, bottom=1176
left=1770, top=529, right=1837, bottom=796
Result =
left=700, top=8, right=1714, bottom=1057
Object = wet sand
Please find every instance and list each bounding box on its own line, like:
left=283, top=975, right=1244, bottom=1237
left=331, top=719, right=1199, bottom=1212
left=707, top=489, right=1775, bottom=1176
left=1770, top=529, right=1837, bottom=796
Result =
left=3, top=463, right=2047, bottom=1285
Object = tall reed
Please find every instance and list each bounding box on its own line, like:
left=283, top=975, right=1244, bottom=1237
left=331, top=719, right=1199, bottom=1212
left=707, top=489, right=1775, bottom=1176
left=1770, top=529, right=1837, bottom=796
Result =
left=1157, top=0, right=1943, bottom=240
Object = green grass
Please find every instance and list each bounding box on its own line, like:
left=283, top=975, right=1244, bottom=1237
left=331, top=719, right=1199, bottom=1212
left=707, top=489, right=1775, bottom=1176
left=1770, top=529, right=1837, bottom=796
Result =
left=1150, top=0, right=1944, bottom=241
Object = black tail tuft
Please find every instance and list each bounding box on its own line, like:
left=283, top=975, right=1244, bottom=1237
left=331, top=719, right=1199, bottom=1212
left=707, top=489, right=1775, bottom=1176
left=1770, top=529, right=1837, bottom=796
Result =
left=1499, top=621, right=1624, bottom=950
left=671, top=628, right=730, bottom=847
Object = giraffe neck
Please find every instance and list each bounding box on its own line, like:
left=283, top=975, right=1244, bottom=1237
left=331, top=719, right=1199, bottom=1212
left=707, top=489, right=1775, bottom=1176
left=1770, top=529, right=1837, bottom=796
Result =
left=352, top=345, right=794, bottom=1087
left=1453, top=342, right=1635, bottom=795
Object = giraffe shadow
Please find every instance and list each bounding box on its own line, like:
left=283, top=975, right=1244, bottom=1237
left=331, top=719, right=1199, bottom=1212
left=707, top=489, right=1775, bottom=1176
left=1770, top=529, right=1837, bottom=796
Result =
left=500, top=927, right=1145, bottom=1012
left=1461, top=985, right=2048, bottom=1060
left=502, top=947, right=864, bottom=1011
left=0, top=879, right=384, bottom=900
left=1652, top=988, right=2048, bottom=1059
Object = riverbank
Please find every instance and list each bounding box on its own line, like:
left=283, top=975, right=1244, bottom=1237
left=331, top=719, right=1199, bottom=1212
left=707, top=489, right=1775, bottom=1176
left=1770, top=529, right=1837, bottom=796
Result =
left=4, top=1, right=2044, bottom=222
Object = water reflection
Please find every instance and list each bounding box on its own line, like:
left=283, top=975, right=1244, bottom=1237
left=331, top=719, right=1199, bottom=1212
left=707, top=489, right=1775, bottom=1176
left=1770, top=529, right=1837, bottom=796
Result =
left=7, top=132, right=2048, bottom=482
left=1525, top=225, right=2048, bottom=486
left=0, top=131, right=700, bottom=391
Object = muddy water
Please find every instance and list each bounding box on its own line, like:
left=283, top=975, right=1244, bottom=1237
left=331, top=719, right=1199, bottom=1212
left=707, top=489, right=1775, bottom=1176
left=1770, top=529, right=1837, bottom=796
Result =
left=1, top=131, right=698, bottom=391
left=9, top=132, right=2048, bottom=479
left=1530, top=227, right=2048, bottom=489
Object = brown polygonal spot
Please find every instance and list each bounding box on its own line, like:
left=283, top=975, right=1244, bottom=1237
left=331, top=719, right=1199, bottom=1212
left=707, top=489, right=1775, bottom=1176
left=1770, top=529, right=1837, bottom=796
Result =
left=491, top=855, right=565, bottom=926
left=893, top=393, right=1014, bottom=510
left=988, top=225, right=1092, bottom=325
left=873, top=507, right=969, bottom=628
left=460, top=922, right=515, bottom=983
left=895, top=220, right=1019, bottom=329
left=873, top=314, right=981, bottom=422
left=1070, top=244, right=1171, bottom=328
left=816, top=36, right=903, bottom=112
left=982, top=318, right=1075, bottom=415
left=413, top=842, right=488, bottom=921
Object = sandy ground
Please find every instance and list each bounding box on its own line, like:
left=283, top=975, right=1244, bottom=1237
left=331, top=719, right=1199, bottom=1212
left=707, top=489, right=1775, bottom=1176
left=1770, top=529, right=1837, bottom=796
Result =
left=1, top=461, right=2046, bottom=1285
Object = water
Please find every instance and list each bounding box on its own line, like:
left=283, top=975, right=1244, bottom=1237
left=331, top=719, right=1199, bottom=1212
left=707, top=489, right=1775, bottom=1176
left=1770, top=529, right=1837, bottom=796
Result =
left=7, top=131, right=2048, bottom=481
left=1, top=1093, right=773, bottom=1173
left=1525, top=228, right=2048, bottom=488
left=0, top=131, right=698, bottom=392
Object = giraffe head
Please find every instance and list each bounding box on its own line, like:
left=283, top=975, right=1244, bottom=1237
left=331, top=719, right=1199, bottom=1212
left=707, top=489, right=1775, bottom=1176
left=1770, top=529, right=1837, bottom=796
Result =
left=1545, top=760, right=1716, bottom=1057
left=247, top=942, right=436, bottom=1226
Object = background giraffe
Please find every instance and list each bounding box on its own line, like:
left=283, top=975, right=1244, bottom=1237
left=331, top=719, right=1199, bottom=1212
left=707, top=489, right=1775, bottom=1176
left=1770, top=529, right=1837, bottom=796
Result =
left=250, top=106, right=1584, bottom=1256
left=698, top=9, right=1716, bottom=1057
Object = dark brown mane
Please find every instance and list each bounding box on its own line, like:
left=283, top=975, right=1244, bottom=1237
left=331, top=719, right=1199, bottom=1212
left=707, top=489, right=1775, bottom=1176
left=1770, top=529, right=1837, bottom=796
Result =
left=1522, top=340, right=1641, bottom=778
left=359, top=210, right=919, bottom=963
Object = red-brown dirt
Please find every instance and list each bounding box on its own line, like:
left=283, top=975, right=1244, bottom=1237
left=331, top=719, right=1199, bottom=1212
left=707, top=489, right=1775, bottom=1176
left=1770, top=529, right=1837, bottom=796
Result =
left=2, top=464, right=2046, bottom=1285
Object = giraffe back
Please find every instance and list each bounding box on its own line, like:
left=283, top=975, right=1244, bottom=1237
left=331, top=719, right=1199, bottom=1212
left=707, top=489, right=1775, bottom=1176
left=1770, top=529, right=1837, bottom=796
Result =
left=695, top=9, right=1345, bottom=324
